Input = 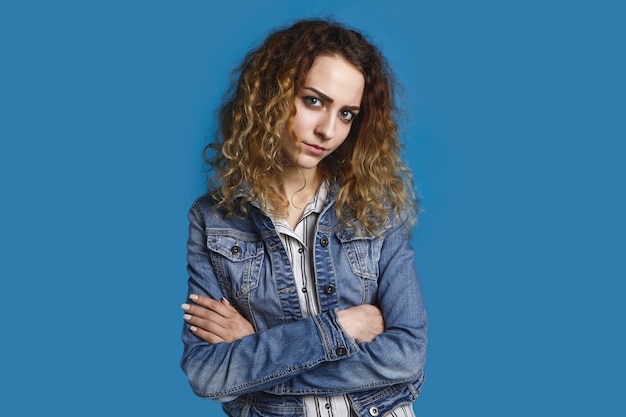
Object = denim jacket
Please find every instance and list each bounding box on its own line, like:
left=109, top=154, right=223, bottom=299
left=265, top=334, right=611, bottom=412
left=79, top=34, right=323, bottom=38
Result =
left=181, top=186, right=427, bottom=417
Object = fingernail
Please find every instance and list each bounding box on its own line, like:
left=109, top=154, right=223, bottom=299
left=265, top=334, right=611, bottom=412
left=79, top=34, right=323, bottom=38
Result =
left=221, top=297, right=231, bottom=305
left=189, top=294, right=198, bottom=300
left=183, top=314, right=191, bottom=320
left=181, top=303, right=190, bottom=311
left=190, top=326, right=198, bottom=332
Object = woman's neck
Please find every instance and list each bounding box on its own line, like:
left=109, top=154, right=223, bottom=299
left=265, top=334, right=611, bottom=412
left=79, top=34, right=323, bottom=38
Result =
left=280, top=166, right=321, bottom=196
left=274, top=166, right=323, bottom=228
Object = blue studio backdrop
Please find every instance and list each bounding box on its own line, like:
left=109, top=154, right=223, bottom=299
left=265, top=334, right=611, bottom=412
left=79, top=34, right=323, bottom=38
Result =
left=1, top=0, right=624, bottom=416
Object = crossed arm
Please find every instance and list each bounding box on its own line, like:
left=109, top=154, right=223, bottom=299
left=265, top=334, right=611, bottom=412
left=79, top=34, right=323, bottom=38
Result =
left=182, top=295, right=385, bottom=344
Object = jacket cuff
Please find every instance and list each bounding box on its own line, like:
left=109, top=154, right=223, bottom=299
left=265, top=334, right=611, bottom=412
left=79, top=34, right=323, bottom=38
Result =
left=312, top=309, right=360, bottom=361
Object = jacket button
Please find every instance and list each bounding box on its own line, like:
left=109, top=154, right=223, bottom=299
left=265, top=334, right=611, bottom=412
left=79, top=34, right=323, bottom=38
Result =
left=369, top=406, right=380, bottom=416
left=335, top=346, right=347, bottom=356
left=324, top=284, right=336, bottom=295
left=230, top=245, right=241, bottom=255
left=320, top=236, right=329, bottom=247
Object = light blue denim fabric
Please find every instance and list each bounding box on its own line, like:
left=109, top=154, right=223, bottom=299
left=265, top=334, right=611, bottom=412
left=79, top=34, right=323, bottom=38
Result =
left=181, top=185, right=427, bottom=417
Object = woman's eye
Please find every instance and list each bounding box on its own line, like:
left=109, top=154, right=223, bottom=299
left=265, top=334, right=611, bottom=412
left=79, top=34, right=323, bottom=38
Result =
left=304, top=96, right=322, bottom=107
left=340, top=109, right=355, bottom=121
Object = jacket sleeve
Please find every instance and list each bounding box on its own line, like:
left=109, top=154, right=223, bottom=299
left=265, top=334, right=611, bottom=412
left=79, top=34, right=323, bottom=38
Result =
left=266, top=216, right=428, bottom=396
left=180, top=202, right=359, bottom=402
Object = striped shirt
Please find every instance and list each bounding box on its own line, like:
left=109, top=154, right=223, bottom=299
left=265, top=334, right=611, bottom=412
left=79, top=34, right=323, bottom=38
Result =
left=273, top=182, right=416, bottom=417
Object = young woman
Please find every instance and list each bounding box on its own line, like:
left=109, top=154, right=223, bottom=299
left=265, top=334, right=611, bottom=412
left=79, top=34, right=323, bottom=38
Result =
left=181, top=19, right=427, bottom=417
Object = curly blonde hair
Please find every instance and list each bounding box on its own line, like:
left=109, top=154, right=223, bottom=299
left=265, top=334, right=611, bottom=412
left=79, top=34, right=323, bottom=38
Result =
left=205, top=19, right=417, bottom=235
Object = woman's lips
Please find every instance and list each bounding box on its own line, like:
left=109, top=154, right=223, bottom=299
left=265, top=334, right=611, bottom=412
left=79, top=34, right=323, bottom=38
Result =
left=303, top=142, right=326, bottom=155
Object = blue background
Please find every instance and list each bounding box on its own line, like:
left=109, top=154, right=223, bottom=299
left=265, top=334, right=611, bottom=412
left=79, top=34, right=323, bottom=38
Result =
left=1, top=0, right=624, bottom=415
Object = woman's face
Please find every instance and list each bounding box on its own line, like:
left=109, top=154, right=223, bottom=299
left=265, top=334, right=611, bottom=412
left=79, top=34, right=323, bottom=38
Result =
left=284, top=54, right=365, bottom=172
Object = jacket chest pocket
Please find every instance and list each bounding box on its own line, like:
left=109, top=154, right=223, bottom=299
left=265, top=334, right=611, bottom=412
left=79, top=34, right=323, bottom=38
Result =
left=206, top=233, right=264, bottom=299
left=336, top=231, right=382, bottom=280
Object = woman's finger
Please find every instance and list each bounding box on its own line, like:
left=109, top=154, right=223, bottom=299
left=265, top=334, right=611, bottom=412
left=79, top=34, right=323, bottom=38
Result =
left=188, top=325, right=225, bottom=344
left=188, top=294, right=233, bottom=317
left=182, top=302, right=230, bottom=328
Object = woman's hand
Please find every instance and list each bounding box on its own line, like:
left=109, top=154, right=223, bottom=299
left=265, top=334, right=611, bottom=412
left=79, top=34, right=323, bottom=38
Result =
left=337, top=304, right=384, bottom=343
left=182, top=294, right=254, bottom=344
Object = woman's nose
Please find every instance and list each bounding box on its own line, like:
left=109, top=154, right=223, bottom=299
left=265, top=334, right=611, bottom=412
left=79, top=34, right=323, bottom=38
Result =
left=315, top=112, right=336, bottom=140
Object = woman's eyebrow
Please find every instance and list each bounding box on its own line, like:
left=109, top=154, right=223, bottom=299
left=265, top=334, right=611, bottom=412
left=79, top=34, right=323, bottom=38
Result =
left=303, top=86, right=334, bottom=102
left=303, top=86, right=361, bottom=110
